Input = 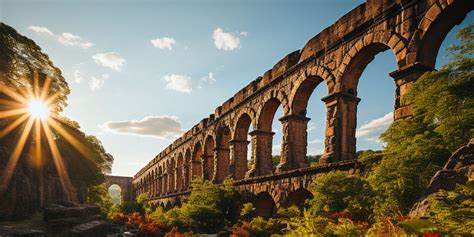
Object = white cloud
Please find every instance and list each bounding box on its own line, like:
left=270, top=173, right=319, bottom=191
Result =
left=88, top=74, right=110, bottom=91
left=27, top=26, right=54, bottom=35
left=213, top=27, right=241, bottom=51
left=356, top=112, right=393, bottom=143
left=201, top=72, right=216, bottom=84
left=198, top=72, right=216, bottom=89
left=103, top=115, right=185, bottom=140
left=92, top=52, right=125, bottom=71
left=27, top=26, right=94, bottom=49
left=308, top=138, right=322, bottom=144
left=72, top=70, right=83, bottom=83
left=150, top=37, right=176, bottom=50
left=307, top=122, right=316, bottom=131
left=89, top=76, right=104, bottom=91
left=162, top=74, right=193, bottom=93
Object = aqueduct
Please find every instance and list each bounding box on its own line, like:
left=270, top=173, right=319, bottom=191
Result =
left=131, top=0, right=473, bottom=214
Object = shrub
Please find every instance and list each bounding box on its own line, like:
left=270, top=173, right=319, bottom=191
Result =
left=308, top=171, right=373, bottom=220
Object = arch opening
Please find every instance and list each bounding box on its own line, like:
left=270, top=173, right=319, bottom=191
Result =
left=216, top=126, right=231, bottom=182
left=233, top=113, right=253, bottom=180
left=285, top=188, right=313, bottom=210
left=192, top=142, right=203, bottom=179
left=108, top=184, right=122, bottom=205
left=253, top=192, right=276, bottom=218
left=184, top=148, right=191, bottom=189
left=204, top=136, right=215, bottom=180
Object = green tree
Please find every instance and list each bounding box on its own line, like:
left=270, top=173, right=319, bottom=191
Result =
left=368, top=24, right=473, bottom=217
left=308, top=171, right=373, bottom=221
left=87, top=184, right=113, bottom=215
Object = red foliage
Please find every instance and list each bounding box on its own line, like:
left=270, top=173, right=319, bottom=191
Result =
left=423, top=231, right=442, bottom=237
left=396, top=214, right=410, bottom=222
left=165, top=226, right=193, bottom=237
left=112, top=213, right=172, bottom=236
left=230, top=222, right=251, bottom=237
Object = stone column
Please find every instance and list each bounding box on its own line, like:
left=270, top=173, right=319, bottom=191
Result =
left=201, top=154, right=213, bottom=180
left=169, top=168, right=175, bottom=193
left=191, top=160, right=202, bottom=179
left=184, top=163, right=190, bottom=189
left=246, top=129, right=275, bottom=177
left=158, top=176, right=162, bottom=196
left=163, top=173, right=168, bottom=194
left=320, top=92, right=360, bottom=164
left=215, top=147, right=230, bottom=182
left=389, top=63, right=434, bottom=120
left=277, top=114, right=310, bottom=172
left=229, top=139, right=250, bottom=180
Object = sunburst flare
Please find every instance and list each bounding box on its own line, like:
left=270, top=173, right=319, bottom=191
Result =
left=0, top=73, right=89, bottom=201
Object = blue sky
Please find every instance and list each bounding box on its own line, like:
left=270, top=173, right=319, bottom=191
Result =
left=1, top=0, right=472, bottom=176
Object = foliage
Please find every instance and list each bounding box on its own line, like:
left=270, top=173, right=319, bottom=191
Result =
left=308, top=171, right=373, bottom=220
left=240, top=203, right=257, bottom=221
left=419, top=181, right=474, bottom=235
left=307, top=155, right=322, bottom=167
left=86, top=184, right=113, bottom=215
left=231, top=217, right=282, bottom=237
left=111, top=213, right=172, bottom=237
left=122, top=201, right=145, bottom=215
left=366, top=218, right=408, bottom=237
left=368, top=24, right=473, bottom=217
left=398, top=219, right=438, bottom=235
left=282, top=209, right=366, bottom=236
left=277, top=206, right=300, bottom=219
left=149, top=177, right=238, bottom=233
left=136, top=192, right=152, bottom=214
left=356, top=150, right=382, bottom=163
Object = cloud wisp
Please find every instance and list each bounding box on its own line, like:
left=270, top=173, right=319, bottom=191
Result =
left=356, top=112, right=393, bottom=143
left=103, top=115, right=185, bottom=140
left=213, top=27, right=243, bottom=51
left=162, top=74, right=193, bottom=93
left=27, top=25, right=94, bottom=49
left=92, top=52, right=126, bottom=71
left=88, top=74, right=110, bottom=92
left=151, top=37, right=176, bottom=50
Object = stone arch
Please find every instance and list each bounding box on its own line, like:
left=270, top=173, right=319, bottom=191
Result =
left=232, top=112, right=253, bottom=180
left=158, top=166, right=163, bottom=196
left=192, top=141, right=203, bottom=179
left=164, top=160, right=170, bottom=194
left=414, top=0, right=473, bottom=68
left=216, top=125, right=231, bottom=182
left=177, top=153, right=184, bottom=191
left=169, top=157, right=176, bottom=193
left=248, top=95, right=287, bottom=177
left=184, top=148, right=191, bottom=189
left=105, top=175, right=133, bottom=202
left=340, top=41, right=399, bottom=94
left=338, top=32, right=406, bottom=85
left=253, top=192, right=276, bottom=218
left=285, top=188, right=313, bottom=209
left=204, top=135, right=216, bottom=180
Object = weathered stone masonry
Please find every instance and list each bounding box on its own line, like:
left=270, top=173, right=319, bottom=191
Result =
left=131, top=0, right=473, bottom=213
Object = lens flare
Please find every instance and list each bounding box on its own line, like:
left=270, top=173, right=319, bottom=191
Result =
left=0, top=72, right=89, bottom=202
left=27, top=99, right=49, bottom=119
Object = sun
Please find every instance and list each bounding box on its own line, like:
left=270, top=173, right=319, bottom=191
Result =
left=27, top=99, right=50, bottom=119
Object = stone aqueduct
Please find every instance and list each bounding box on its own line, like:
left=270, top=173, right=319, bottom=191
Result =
left=117, top=0, right=472, bottom=216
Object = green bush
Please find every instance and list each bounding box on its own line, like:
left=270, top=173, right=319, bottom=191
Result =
left=308, top=171, right=373, bottom=220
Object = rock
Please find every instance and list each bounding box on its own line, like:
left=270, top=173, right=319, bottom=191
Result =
left=44, top=203, right=100, bottom=221
left=410, top=139, right=474, bottom=218
left=70, top=220, right=109, bottom=237
left=0, top=226, right=45, bottom=237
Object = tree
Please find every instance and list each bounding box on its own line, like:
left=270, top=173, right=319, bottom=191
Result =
left=368, top=24, right=473, bottom=217
left=308, top=171, right=373, bottom=221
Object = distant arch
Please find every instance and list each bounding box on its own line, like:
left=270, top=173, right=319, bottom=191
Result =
left=184, top=148, right=191, bottom=189
left=192, top=142, right=203, bottom=178
left=216, top=125, right=231, bottom=182
left=204, top=135, right=216, bottom=180
left=253, top=192, right=276, bottom=218
left=285, top=188, right=313, bottom=209
left=233, top=113, right=253, bottom=180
